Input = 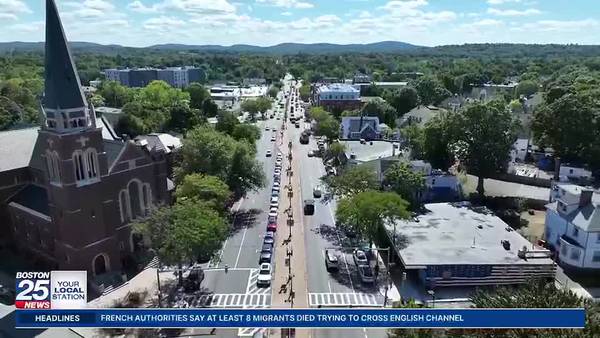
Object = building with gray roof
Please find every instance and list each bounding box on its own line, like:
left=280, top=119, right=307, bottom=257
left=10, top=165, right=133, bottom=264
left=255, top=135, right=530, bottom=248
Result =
left=0, top=0, right=170, bottom=281
left=385, top=202, right=555, bottom=288
left=545, top=182, right=600, bottom=271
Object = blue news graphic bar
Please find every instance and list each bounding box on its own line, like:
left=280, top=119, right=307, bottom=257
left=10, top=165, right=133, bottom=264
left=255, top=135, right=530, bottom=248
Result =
left=15, top=308, right=585, bottom=328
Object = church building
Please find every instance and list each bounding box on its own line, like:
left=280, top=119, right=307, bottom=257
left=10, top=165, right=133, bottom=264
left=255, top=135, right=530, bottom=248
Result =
left=0, top=0, right=169, bottom=276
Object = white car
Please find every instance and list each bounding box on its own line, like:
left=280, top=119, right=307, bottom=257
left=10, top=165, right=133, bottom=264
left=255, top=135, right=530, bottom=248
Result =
left=273, top=181, right=280, bottom=188
left=270, top=206, right=278, bottom=214
left=313, top=186, right=322, bottom=198
left=270, top=196, right=279, bottom=208
left=266, top=150, right=272, bottom=157
left=257, top=263, right=272, bottom=287
left=265, top=127, right=270, bottom=131
left=271, top=136, right=276, bottom=142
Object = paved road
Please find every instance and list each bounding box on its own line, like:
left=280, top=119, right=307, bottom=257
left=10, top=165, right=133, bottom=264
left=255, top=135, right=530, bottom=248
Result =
left=285, top=82, right=387, bottom=338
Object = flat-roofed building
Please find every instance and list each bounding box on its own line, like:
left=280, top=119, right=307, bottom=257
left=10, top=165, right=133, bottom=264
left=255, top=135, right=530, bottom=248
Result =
left=386, top=202, right=556, bottom=288
left=313, top=83, right=361, bottom=111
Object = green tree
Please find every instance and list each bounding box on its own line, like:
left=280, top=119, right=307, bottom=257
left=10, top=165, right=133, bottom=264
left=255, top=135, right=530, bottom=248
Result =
left=241, top=99, right=260, bottom=121
left=385, top=87, right=420, bottom=116
left=89, top=94, right=105, bottom=107
left=413, top=76, right=451, bottom=106
left=118, top=101, right=168, bottom=136
left=268, top=86, right=279, bottom=98
left=322, top=165, right=379, bottom=197
left=451, top=101, right=518, bottom=197
left=532, top=92, right=600, bottom=172
left=98, top=81, right=133, bottom=107
left=361, top=98, right=397, bottom=127
left=168, top=103, right=202, bottom=133
left=255, top=96, right=273, bottom=119
left=383, top=162, right=425, bottom=208
left=177, top=126, right=265, bottom=198
left=134, top=199, right=228, bottom=284
left=515, top=80, right=539, bottom=97
left=184, top=83, right=210, bottom=110
left=401, top=124, right=424, bottom=159
left=422, top=114, right=456, bottom=170
left=299, top=83, right=311, bottom=102
left=231, top=123, right=261, bottom=145
left=175, top=174, right=231, bottom=213
left=336, top=190, right=410, bottom=246
left=177, top=126, right=237, bottom=181
left=227, top=141, right=266, bottom=198
left=315, top=115, right=340, bottom=141
left=202, top=99, right=219, bottom=117
left=325, top=142, right=347, bottom=165
left=216, top=111, right=240, bottom=135
left=136, top=80, right=190, bottom=109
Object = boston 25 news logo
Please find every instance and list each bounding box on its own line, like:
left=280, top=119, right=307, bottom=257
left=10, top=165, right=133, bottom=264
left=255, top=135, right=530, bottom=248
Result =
left=15, top=271, right=87, bottom=309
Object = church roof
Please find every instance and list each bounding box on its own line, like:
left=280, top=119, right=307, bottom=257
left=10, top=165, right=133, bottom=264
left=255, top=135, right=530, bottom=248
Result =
left=10, top=184, right=49, bottom=216
left=43, top=0, right=87, bottom=110
left=0, top=127, right=40, bottom=172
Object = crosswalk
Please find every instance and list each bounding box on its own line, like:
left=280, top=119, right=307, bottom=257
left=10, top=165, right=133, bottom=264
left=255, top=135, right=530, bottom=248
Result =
left=246, top=268, right=272, bottom=295
left=183, top=293, right=271, bottom=308
left=238, top=327, right=267, bottom=337
left=308, top=292, right=383, bottom=308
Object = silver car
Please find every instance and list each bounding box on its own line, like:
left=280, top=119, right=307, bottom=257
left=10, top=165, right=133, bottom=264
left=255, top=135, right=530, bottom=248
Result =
left=357, top=265, right=375, bottom=284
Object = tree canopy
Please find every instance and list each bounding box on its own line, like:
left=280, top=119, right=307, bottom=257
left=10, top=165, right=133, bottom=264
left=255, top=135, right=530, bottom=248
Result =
left=383, top=162, right=425, bottom=207
left=322, top=165, right=379, bottom=197
left=336, top=190, right=410, bottom=246
left=175, top=174, right=231, bottom=213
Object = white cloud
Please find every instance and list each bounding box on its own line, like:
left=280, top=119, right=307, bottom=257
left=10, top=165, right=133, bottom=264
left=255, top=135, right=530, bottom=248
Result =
left=488, top=8, right=541, bottom=16
left=487, top=0, right=521, bottom=4
left=129, top=0, right=236, bottom=14
left=143, top=16, right=186, bottom=31
left=517, top=19, right=599, bottom=32
left=0, top=0, right=31, bottom=20
left=281, top=11, right=292, bottom=16
left=472, top=18, right=503, bottom=27
left=256, top=0, right=314, bottom=9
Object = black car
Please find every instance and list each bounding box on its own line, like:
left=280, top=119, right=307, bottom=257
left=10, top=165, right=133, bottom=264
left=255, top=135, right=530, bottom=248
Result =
left=259, top=252, right=272, bottom=264
left=183, top=267, right=204, bottom=292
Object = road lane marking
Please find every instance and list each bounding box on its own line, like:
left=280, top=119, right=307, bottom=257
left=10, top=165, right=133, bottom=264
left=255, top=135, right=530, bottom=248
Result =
left=234, top=226, right=248, bottom=268
left=308, top=292, right=383, bottom=307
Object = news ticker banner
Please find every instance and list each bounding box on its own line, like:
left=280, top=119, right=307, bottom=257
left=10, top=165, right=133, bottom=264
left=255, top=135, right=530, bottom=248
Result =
left=15, top=308, right=585, bottom=329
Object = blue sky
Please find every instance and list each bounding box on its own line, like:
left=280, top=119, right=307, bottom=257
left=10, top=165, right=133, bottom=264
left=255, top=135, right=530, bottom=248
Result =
left=1, top=0, right=599, bottom=47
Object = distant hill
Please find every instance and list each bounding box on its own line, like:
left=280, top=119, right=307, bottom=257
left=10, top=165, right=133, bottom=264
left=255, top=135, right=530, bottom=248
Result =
left=0, top=40, right=421, bottom=54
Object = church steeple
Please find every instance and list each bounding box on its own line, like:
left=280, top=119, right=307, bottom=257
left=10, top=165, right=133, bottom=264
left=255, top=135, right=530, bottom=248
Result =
left=42, top=0, right=95, bottom=132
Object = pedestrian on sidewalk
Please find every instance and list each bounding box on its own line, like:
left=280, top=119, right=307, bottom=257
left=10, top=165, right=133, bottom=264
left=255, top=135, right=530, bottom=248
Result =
left=374, top=264, right=380, bottom=279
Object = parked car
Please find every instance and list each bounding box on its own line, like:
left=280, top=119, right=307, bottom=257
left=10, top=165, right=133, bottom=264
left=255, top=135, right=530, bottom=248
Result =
left=266, top=150, right=272, bottom=157
left=307, top=150, right=314, bottom=157
left=353, top=249, right=368, bottom=266
left=271, top=136, right=276, bottom=141
left=313, top=186, right=322, bottom=198
left=272, top=190, right=280, bottom=197
left=263, top=236, right=274, bottom=246
left=270, top=196, right=279, bottom=208
left=324, top=250, right=339, bottom=272
left=357, top=265, right=375, bottom=284
left=265, top=231, right=275, bottom=240
left=268, top=210, right=278, bottom=220
left=257, top=263, right=272, bottom=287
left=259, top=251, right=272, bottom=264
left=267, top=222, right=278, bottom=232
left=183, top=266, right=205, bottom=292
left=265, top=127, right=270, bottom=131
left=262, top=243, right=273, bottom=254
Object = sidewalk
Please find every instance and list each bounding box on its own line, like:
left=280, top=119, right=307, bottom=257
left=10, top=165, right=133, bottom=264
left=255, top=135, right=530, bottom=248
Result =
left=270, top=121, right=310, bottom=338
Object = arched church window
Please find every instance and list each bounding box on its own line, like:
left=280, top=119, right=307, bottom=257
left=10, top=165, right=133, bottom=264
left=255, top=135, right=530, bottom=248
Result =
left=85, top=149, right=98, bottom=179
left=72, top=150, right=85, bottom=181
left=128, top=180, right=143, bottom=218
left=119, top=190, right=130, bottom=223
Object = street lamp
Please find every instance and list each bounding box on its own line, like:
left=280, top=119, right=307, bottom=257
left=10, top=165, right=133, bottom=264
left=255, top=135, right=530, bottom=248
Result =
left=427, top=289, right=436, bottom=308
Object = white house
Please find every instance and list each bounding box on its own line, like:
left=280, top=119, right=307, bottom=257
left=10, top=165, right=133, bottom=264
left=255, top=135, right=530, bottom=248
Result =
left=559, top=164, right=593, bottom=183
left=544, top=182, right=600, bottom=271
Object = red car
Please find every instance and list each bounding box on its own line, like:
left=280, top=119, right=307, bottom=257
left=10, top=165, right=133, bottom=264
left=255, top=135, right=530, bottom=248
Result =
left=267, top=222, right=278, bottom=232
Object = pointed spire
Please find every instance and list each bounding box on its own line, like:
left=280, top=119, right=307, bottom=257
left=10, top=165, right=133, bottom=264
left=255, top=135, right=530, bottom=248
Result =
left=43, top=0, right=87, bottom=110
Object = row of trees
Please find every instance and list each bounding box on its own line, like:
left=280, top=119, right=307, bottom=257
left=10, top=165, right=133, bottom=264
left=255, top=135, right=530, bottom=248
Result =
left=135, top=120, right=264, bottom=282
left=240, top=96, right=272, bottom=121
left=93, top=80, right=221, bottom=137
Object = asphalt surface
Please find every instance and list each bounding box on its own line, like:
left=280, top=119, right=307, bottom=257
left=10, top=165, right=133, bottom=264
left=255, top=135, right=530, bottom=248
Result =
left=285, top=82, right=387, bottom=338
